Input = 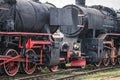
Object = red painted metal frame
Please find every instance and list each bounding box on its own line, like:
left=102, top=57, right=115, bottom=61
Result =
left=0, top=55, right=24, bottom=62
left=0, top=7, right=9, bottom=10
left=0, top=32, right=52, bottom=36
left=25, top=38, right=52, bottom=65
left=40, top=50, right=42, bottom=64
left=59, top=58, right=65, bottom=61
left=26, top=53, right=29, bottom=72
left=0, top=55, right=20, bottom=66
left=18, top=36, right=23, bottom=48
left=67, top=48, right=71, bottom=58
left=0, top=31, right=53, bottom=67
left=25, top=38, right=52, bottom=49
left=70, top=58, right=86, bottom=67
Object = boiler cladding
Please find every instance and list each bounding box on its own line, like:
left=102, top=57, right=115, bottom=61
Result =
left=0, top=0, right=58, bottom=33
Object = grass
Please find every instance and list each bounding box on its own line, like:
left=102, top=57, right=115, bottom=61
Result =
left=80, top=68, right=120, bottom=80
left=2, top=67, right=120, bottom=80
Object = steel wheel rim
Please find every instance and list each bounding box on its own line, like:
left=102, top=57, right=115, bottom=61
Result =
left=94, top=61, right=102, bottom=67
left=117, top=48, right=120, bottom=64
left=118, top=57, right=120, bottom=64
left=103, top=51, right=109, bottom=66
left=22, top=49, right=36, bottom=74
left=111, top=48, right=117, bottom=65
left=111, top=57, right=117, bottom=65
left=50, top=66, right=58, bottom=72
left=81, top=65, right=86, bottom=69
left=4, top=49, right=20, bottom=76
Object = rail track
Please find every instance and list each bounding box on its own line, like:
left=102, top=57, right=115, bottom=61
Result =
left=0, top=68, right=81, bottom=80
left=53, top=66, right=119, bottom=80
left=14, top=65, right=120, bottom=80
left=96, top=73, right=120, bottom=80
left=14, top=68, right=80, bottom=80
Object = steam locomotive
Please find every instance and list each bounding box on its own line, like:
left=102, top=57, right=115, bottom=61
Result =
left=0, top=0, right=60, bottom=76
left=0, top=0, right=120, bottom=76
left=57, top=0, right=120, bottom=68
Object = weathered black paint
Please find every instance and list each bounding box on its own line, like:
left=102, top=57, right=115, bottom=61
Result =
left=0, top=0, right=58, bottom=33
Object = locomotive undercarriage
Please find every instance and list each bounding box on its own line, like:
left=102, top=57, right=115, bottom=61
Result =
left=59, top=49, right=86, bottom=69
left=59, top=37, right=86, bottom=69
left=81, top=33, right=120, bottom=67
left=0, top=32, right=60, bottom=76
left=99, top=33, right=120, bottom=67
left=59, top=32, right=120, bottom=69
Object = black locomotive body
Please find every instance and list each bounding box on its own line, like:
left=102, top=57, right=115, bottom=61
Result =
left=51, top=1, right=120, bottom=67
left=61, top=5, right=119, bottom=37
left=0, top=0, right=58, bottom=33
left=0, top=0, right=60, bottom=76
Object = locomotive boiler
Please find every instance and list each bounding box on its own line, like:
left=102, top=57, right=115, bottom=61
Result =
left=0, top=0, right=60, bottom=76
left=51, top=0, right=120, bottom=68
left=0, top=0, right=58, bottom=33
left=61, top=5, right=119, bottom=37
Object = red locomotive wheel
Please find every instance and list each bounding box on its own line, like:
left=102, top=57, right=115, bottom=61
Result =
left=50, top=66, right=58, bottom=72
left=22, top=49, right=36, bottom=74
left=81, top=65, right=86, bottom=69
left=103, top=51, right=110, bottom=66
left=4, top=49, right=20, bottom=76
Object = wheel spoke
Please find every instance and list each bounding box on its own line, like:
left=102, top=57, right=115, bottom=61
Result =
left=4, top=49, right=20, bottom=76
left=5, top=63, right=10, bottom=68
left=22, top=49, right=36, bottom=74
left=111, top=58, right=117, bottom=65
left=110, top=48, right=117, bottom=65
left=103, top=50, right=110, bottom=66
